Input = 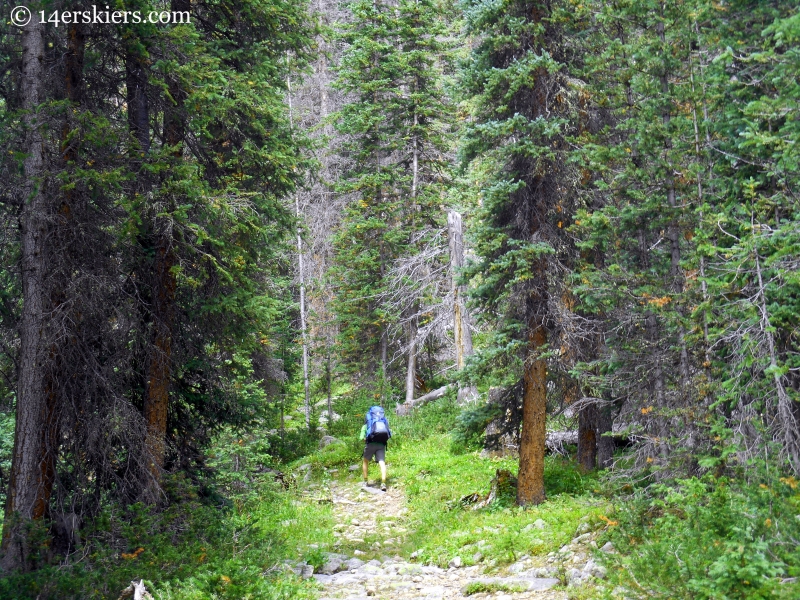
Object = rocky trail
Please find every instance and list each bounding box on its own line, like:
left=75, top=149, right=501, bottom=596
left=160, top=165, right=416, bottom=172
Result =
left=291, top=476, right=611, bottom=600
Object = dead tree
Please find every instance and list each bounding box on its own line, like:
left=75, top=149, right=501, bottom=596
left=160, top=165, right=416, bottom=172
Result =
left=448, top=210, right=478, bottom=403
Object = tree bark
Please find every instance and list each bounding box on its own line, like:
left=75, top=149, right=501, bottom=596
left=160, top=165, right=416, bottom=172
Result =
left=395, top=384, right=451, bottom=415
left=448, top=210, right=477, bottom=403
left=596, top=401, right=615, bottom=469
left=405, top=317, right=417, bottom=404
left=2, top=16, right=48, bottom=572
left=126, top=57, right=149, bottom=154
left=286, top=72, right=311, bottom=429
left=143, top=237, right=175, bottom=489
left=517, top=325, right=547, bottom=505
left=141, top=4, right=183, bottom=490
left=577, top=402, right=599, bottom=472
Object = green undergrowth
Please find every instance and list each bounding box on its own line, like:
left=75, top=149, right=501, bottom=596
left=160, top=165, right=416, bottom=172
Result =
left=297, top=391, right=800, bottom=599
left=391, top=435, right=608, bottom=570
left=463, top=580, right=528, bottom=595
left=298, top=393, right=611, bottom=575
left=599, top=473, right=800, bottom=600
left=0, top=429, right=332, bottom=600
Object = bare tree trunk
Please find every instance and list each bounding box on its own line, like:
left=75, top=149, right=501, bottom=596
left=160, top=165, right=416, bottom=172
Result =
left=448, top=210, right=477, bottom=403
left=126, top=51, right=150, bottom=153
left=517, top=325, right=547, bottom=505
left=754, top=238, right=800, bottom=470
left=2, top=16, right=48, bottom=572
left=380, top=329, right=388, bottom=385
left=395, top=384, right=451, bottom=415
left=143, top=237, right=175, bottom=490
left=405, top=316, right=417, bottom=404
left=326, top=352, right=333, bottom=429
left=297, top=194, right=310, bottom=428
left=287, top=73, right=311, bottom=428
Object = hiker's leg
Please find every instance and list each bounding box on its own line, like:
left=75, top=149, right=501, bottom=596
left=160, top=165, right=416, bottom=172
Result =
left=378, top=460, right=387, bottom=484
left=362, top=458, right=369, bottom=481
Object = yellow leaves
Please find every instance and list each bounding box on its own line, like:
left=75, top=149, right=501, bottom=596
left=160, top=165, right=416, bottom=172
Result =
left=641, top=293, right=672, bottom=308
left=641, top=406, right=654, bottom=415
left=765, top=518, right=772, bottom=528
left=646, top=456, right=654, bottom=464
left=598, top=514, right=618, bottom=527
left=759, top=484, right=768, bottom=489
left=780, top=476, right=798, bottom=489
left=122, top=547, right=144, bottom=560
left=220, top=575, right=231, bottom=585
left=557, top=221, right=563, bottom=228
left=197, top=552, right=207, bottom=563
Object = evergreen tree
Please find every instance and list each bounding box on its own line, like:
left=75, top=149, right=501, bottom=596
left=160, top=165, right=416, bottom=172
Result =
left=331, top=0, right=454, bottom=397
left=459, top=0, right=581, bottom=504
left=0, top=0, right=314, bottom=569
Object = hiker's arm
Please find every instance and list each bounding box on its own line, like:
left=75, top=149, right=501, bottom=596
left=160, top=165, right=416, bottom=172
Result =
left=359, top=424, right=367, bottom=441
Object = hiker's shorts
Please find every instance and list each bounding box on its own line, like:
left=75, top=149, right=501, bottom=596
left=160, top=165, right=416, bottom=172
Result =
left=363, top=443, right=386, bottom=463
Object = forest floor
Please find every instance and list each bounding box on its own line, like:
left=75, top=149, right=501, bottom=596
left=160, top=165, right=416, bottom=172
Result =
left=298, top=473, right=608, bottom=600
left=311, top=478, right=563, bottom=600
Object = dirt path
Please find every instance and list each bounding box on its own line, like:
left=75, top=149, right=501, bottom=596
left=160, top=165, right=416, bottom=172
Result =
left=307, top=480, right=572, bottom=600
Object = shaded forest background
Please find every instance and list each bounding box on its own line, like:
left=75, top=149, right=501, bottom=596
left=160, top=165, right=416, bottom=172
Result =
left=0, top=0, right=798, bottom=597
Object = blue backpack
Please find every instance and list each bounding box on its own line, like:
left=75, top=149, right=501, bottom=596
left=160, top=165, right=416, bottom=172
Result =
left=365, top=406, right=391, bottom=444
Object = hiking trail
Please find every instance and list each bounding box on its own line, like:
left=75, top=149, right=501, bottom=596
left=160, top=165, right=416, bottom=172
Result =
left=295, top=475, right=609, bottom=600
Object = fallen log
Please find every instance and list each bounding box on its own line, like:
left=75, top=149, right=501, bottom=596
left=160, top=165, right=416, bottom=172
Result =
left=117, top=580, right=153, bottom=600
left=395, top=384, right=451, bottom=415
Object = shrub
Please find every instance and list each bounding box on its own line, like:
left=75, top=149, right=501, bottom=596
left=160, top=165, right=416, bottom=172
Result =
left=602, top=474, right=800, bottom=599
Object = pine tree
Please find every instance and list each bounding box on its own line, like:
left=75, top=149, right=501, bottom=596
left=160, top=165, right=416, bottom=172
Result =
left=459, top=0, right=580, bottom=504
left=331, top=0, right=454, bottom=397
left=0, top=0, right=315, bottom=568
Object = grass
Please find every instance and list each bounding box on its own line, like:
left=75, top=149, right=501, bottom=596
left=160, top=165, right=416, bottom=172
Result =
left=0, top=429, right=333, bottom=600
left=15, top=378, right=797, bottom=600
left=463, top=580, right=528, bottom=595
left=300, top=392, right=611, bottom=574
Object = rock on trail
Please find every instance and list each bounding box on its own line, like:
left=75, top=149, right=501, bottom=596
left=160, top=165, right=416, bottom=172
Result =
left=297, top=480, right=570, bottom=600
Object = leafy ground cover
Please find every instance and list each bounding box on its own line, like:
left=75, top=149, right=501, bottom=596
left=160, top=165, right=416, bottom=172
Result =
left=0, top=429, right=332, bottom=600
left=299, top=393, right=800, bottom=600
left=4, top=387, right=799, bottom=599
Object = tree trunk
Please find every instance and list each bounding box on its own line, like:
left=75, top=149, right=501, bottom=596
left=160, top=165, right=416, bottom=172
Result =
left=125, top=52, right=150, bottom=153
left=577, top=403, right=598, bottom=472
left=405, top=317, right=417, bottom=404
left=517, top=325, right=547, bottom=506
left=2, top=16, right=48, bottom=572
left=326, top=352, right=333, bottom=430
left=141, top=5, right=183, bottom=491
left=143, top=237, right=175, bottom=490
left=596, top=403, right=615, bottom=469
left=448, top=210, right=477, bottom=403
left=286, top=73, right=311, bottom=429
left=395, top=384, right=451, bottom=415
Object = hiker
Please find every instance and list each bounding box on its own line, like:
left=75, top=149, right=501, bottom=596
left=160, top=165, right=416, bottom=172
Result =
left=360, top=405, right=391, bottom=491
